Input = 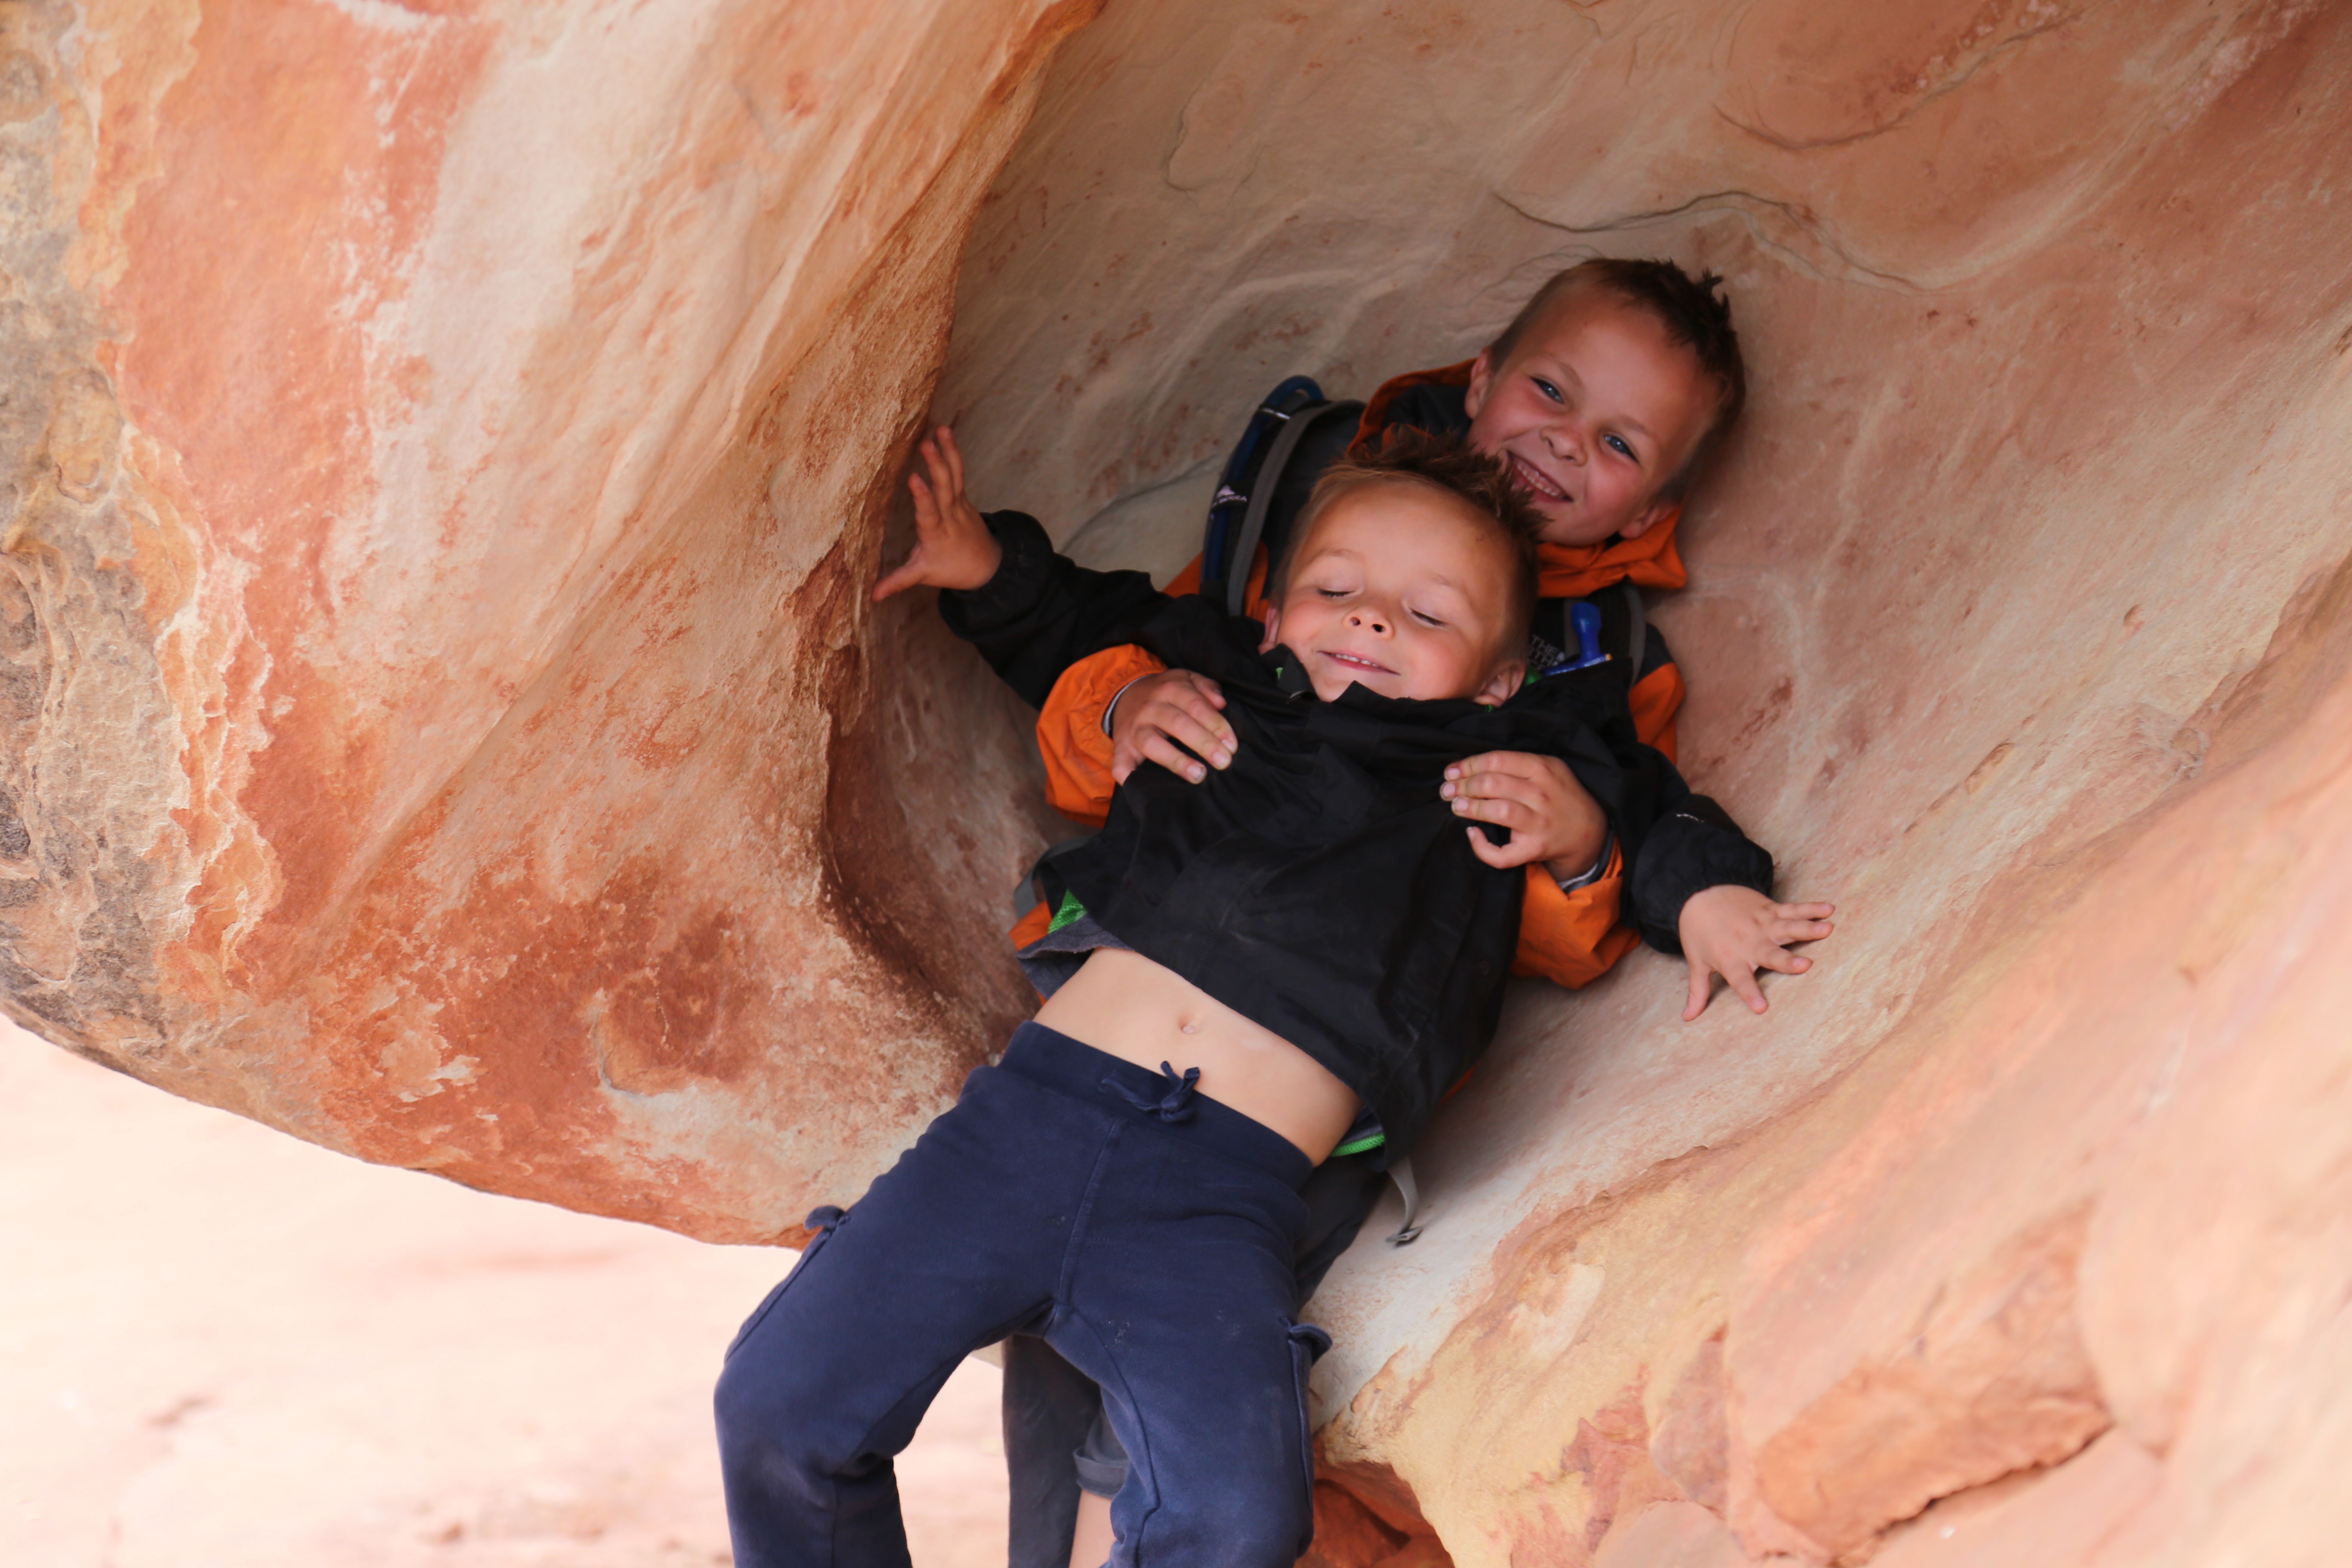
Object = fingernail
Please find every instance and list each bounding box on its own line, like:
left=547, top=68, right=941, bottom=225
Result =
left=1189, top=766, right=1204, bottom=782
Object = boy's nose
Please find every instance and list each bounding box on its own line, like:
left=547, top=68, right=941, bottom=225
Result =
left=1543, top=420, right=1587, bottom=465
left=1348, top=608, right=1391, bottom=634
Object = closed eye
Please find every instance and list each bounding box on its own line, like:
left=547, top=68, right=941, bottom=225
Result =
left=1411, top=609, right=1447, bottom=627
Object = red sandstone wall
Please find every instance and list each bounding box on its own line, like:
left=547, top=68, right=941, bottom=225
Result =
left=6, top=0, right=2352, bottom=1562
left=0, top=0, right=1093, bottom=1239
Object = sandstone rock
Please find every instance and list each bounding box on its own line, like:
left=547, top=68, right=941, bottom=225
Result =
left=0, top=0, right=1094, bottom=1238
left=10, top=0, right=2352, bottom=1562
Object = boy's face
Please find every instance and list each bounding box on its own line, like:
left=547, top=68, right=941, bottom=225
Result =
left=1258, top=482, right=1526, bottom=706
left=1463, top=288, right=1715, bottom=549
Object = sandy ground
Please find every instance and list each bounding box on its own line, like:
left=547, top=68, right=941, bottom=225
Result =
left=0, top=1023, right=1008, bottom=1567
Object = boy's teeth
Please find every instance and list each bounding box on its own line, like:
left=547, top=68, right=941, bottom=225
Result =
left=1514, top=456, right=1566, bottom=500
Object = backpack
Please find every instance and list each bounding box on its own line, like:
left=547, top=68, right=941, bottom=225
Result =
left=1198, top=377, right=1366, bottom=616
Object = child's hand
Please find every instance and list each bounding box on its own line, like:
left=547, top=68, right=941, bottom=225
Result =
left=1441, top=752, right=1608, bottom=875
left=1111, top=669, right=1234, bottom=784
left=1676, top=885, right=1836, bottom=1020
left=872, top=427, right=1002, bottom=601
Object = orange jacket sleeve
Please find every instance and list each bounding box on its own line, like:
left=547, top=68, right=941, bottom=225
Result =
left=1034, top=643, right=1170, bottom=828
left=1628, top=659, right=1684, bottom=765
left=1511, top=841, right=1639, bottom=988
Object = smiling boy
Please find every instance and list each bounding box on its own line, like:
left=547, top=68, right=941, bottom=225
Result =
left=717, top=428, right=1723, bottom=1568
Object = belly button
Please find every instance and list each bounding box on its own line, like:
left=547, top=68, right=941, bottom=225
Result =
left=1179, top=1021, right=1199, bottom=1035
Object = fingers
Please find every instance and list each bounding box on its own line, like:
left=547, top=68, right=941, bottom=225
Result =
left=871, top=559, right=926, bottom=602
left=1155, top=690, right=1235, bottom=763
left=1140, top=731, right=1212, bottom=785
left=1156, top=711, right=1233, bottom=771
left=1723, top=961, right=1770, bottom=1014
left=1768, top=916, right=1835, bottom=944
left=1441, top=770, right=1537, bottom=807
left=1449, top=793, right=1532, bottom=830
left=1683, top=957, right=1713, bottom=1023
left=1176, top=671, right=1227, bottom=709
left=1466, top=824, right=1535, bottom=869
left=1127, top=678, right=1234, bottom=767
left=934, top=425, right=966, bottom=496
left=1444, top=751, right=1556, bottom=785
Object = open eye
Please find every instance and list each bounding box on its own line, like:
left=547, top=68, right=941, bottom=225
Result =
left=1604, top=432, right=1637, bottom=462
left=1532, top=377, right=1563, bottom=404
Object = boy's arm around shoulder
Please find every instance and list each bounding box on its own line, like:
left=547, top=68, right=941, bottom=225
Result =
left=1033, top=644, right=1170, bottom=826
left=1512, top=846, right=1640, bottom=988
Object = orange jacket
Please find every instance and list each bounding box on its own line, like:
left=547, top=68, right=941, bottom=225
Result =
left=1017, top=360, right=1691, bottom=989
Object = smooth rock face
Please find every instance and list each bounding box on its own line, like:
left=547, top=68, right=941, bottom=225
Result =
left=9, top=0, right=2352, bottom=1562
left=1, top=0, right=1092, bottom=1239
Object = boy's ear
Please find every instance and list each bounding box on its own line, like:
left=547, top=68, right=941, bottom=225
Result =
left=1619, top=496, right=1681, bottom=542
left=1473, top=655, right=1526, bottom=707
left=1256, top=602, right=1282, bottom=653
left=1463, top=346, right=1497, bottom=422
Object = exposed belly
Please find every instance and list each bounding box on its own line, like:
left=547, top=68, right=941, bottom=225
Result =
left=1032, top=947, right=1362, bottom=1163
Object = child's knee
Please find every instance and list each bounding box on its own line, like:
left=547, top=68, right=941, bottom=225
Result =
left=712, top=1307, right=862, bottom=1482
left=1127, top=1469, right=1314, bottom=1568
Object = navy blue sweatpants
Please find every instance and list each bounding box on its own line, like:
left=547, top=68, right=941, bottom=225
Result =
left=714, top=1023, right=1327, bottom=1568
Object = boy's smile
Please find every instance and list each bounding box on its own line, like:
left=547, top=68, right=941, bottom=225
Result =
left=1258, top=483, right=1525, bottom=707
left=1463, top=288, right=1714, bottom=549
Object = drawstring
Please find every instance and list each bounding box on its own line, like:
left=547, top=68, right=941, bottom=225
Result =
left=1109, top=1061, right=1201, bottom=1123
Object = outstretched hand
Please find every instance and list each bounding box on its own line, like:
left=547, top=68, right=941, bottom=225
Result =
left=1677, top=885, right=1836, bottom=1020
left=1442, top=751, right=1609, bottom=877
left=1111, top=668, right=1234, bottom=784
left=873, top=427, right=1001, bottom=601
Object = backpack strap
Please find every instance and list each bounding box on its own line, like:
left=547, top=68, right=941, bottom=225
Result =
left=1619, top=581, right=1648, bottom=692
left=1222, top=400, right=1359, bottom=616
left=1383, top=1155, right=1424, bottom=1245
left=1203, top=377, right=1324, bottom=604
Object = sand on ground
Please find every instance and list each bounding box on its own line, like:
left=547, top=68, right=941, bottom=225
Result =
left=0, top=1023, right=1009, bottom=1567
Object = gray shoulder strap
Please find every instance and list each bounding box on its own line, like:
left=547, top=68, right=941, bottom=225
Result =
left=1226, top=404, right=1325, bottom=615
left=1384, top=1156, right=1423, bottom=1245
left=1620, top=582, right=1648, bottom=683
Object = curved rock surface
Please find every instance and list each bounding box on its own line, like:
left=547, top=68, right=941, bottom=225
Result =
left=8, top=0, right=2352, bottom=1562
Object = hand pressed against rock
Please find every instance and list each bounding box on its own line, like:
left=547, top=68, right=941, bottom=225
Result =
left=1110, top=668, right=1234, bottom=784
left=1676, top=885, right=1835, bottom=1020
left=1440, top=751, right=1608, bottom=877
left=873, top=427, right=1001, bottom=600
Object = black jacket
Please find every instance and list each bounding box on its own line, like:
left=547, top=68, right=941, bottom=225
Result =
left=942, top=511, right=1764, bottom=1161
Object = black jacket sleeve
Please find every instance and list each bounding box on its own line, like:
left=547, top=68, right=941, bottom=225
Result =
left=1507, top=655, right=1776, bottom=955
left=937, top=511, right=1171, bottom=709
left=1626, top=793, right=1776, bottom=954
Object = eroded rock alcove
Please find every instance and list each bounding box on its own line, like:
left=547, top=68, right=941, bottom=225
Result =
left=5, top=0, right=2350, bottom=1562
